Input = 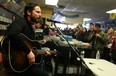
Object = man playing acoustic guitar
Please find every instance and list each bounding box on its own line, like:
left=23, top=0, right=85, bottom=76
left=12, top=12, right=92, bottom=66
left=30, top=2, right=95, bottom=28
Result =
left=2, top=3, right=51, bottom=76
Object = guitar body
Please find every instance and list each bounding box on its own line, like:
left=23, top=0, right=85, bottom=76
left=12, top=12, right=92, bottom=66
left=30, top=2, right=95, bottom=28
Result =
left=2, top=48, right=29, bottom=72
left=2, top=36, right=12, bottom=71
left=1, top=34, right=44, bottom=73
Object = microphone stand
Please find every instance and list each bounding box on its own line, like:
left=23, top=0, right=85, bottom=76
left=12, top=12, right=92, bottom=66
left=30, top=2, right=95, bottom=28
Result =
left=53, top=22, right=93, bottom=75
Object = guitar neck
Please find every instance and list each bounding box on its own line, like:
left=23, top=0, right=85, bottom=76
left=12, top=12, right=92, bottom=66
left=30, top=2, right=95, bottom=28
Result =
left=20, top=33, right=57, bottom=55
left=32, top=49, right=57, bottom=56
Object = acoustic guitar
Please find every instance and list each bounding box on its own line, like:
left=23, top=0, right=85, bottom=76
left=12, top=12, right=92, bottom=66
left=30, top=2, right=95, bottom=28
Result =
left=1, top=33, right=57, bottom=73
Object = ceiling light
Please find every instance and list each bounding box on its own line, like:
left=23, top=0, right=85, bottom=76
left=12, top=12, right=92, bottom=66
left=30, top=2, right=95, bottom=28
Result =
left=60, top=17, right=65, bottom=22
left=106, top=9, right=116, bottom=14
left=83, top=18, right=91, bottom=21
left=45, top=0, right=58, bottom=6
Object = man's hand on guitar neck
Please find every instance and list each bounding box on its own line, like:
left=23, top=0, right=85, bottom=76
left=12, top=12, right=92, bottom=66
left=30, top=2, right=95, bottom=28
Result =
left=27, top=50, right=35, bottom=64
left=39, top=39, right=47, bottom=44
left=45, top=50, right=51, bottom=56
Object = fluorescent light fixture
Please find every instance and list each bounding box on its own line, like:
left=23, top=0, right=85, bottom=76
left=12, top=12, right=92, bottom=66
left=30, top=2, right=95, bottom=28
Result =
left=106, top=9, right=116, bottom=14
left=60, top=17, right=65, bottom=22
left=83, top=18, right=91, bottom=21
left=45, top=0, right=58, bottom=6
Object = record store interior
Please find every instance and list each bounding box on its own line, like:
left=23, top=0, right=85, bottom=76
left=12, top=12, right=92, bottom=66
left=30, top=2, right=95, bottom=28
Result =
left=0, top=0, right=116, bottom=76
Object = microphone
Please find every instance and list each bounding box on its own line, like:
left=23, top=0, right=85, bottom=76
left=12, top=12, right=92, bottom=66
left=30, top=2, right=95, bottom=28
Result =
left=46, top=18, right=61, bottom=23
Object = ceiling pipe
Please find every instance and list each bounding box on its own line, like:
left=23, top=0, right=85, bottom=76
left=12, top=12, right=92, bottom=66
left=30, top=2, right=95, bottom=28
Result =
left=54, top=0, right=74, bottom=20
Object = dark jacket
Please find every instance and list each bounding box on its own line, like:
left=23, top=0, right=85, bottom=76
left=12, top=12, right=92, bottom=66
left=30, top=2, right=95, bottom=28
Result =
left=91, top=30, right=108, bottom=54
left=111, top=37, right=116, bottom=51
left=6, top=17, right=35, bottom=54
left=111, top=37, right=116, bottom=58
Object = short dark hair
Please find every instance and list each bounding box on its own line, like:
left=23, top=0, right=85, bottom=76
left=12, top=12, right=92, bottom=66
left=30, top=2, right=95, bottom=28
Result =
left=24, top=3, right=39, bottom=18
left=95, top=23, right=101, bottom=28
left=90, top=23, right=94, bottom=25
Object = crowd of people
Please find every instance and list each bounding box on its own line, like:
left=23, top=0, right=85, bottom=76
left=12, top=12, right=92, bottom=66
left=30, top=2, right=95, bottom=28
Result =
left=62, top=23, right=116, bottom=64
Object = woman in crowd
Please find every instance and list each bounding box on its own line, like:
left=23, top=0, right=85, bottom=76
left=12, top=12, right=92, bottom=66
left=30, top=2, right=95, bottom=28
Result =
left=103, top=27, right=114, bottom=61
left=110, top=29, right=116, bottom=64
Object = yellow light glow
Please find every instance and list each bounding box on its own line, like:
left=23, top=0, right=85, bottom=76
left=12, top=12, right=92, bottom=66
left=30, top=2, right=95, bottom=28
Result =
left=106, top=9, right=116, bottom=14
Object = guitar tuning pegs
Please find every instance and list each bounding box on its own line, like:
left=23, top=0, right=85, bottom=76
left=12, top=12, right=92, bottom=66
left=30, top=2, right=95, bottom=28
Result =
left=54, top=49, right=56, bottom=51
left=54, top=49, right=57, bottom=56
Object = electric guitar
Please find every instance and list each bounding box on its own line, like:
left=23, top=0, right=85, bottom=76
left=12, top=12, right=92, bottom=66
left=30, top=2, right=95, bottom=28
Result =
left=1, top=33, right=57, bottom=73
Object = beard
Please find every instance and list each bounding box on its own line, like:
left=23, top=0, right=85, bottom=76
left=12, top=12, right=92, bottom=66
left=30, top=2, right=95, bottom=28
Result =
left=30, top=16, right=42, bottom=23
left=36, top=17, right=43, bottom=23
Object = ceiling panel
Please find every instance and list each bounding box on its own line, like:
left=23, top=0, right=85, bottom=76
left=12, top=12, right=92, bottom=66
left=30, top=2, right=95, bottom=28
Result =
left=24, top=0, right=116, bottom=22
